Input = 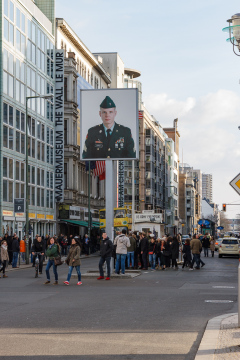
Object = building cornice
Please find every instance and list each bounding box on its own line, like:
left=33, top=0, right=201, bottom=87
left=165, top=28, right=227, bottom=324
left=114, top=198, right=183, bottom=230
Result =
left=56, top=18, right=111, bottom=84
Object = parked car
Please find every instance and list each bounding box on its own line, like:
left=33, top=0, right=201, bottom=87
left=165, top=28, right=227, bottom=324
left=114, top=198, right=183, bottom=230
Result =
left=218, top=238, right=239, bottom=258
left=181, top=235, right=190, bottom=245
left=215, top=238, right=223, bottom=251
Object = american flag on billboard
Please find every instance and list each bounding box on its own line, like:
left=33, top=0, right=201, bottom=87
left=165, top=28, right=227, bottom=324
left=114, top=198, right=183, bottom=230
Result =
left=93, top=161, right=105, bottom=179
left=138, top=111, right=143, bottom=119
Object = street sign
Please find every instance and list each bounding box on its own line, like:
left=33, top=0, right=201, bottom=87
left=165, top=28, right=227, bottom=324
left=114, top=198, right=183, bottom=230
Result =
left=217, top=226, right=224, bottom=230
left=198, top=219, right=210, bottom=226
left=230, top=173, right=240, bottom=195
left=18, top=222, right=22, bottom=230
left=14, top=199, right=24, bottom=213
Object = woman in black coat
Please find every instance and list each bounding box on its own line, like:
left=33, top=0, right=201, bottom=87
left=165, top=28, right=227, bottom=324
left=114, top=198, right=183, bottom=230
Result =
left=171, top=236, right=179, bottom=270
left=163, top=237, right=172, bottom=268
left=182, top=239, right=192, bottom=270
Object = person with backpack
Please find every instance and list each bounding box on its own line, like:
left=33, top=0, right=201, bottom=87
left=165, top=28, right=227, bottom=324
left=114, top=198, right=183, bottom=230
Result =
left=114, top=229, right=130, bottom=275
left=61, top=235, right=68, bottom=256
left=44, top=237, right=61, bottom=285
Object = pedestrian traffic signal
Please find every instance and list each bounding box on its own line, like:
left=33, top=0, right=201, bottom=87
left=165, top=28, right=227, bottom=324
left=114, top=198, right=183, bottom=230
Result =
left=222, top=204, right=226, bottom=212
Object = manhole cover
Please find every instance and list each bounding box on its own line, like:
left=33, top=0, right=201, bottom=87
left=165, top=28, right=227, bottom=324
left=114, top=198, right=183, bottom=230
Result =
left=205, top=300, right=233, bottom=303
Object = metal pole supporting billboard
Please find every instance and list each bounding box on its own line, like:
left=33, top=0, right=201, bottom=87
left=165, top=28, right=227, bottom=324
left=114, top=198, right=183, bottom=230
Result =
left=105, top=160, right=114, bottom=273
left=132, top=160, right=135, bottom=230
left=88, top=161, right=91, bottom=239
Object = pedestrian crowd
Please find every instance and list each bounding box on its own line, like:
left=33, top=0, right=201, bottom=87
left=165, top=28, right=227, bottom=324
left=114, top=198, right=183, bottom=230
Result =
left=0, top=230, right=216, bottom=284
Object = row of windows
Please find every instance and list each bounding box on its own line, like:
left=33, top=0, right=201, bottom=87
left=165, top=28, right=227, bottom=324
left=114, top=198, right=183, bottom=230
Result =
left=61, top=41, right=100, bottom=89
left=3, top=157, right=54, bottom=207
left=3, top=68, right=54, bottom=118
left=3, top=179, right=54, bottom=208
left=4, top=1, right=54, bottom=80
left=3, top=103, right=54, bottom=141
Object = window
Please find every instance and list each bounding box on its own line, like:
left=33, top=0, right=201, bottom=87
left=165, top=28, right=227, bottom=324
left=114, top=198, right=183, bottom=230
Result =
left=15, top=109, right=25, bottom=154
left=15, top=59, right=25, bottom=104
left=3, top=103, right=14, bottom=150
left=64, top=120, right=68, bottom=145
left=15, top=161, right=25, bottom=199
left=3, top=157, right=14, bottom=202
left=46, top=126, right=54, bottom=164
left=36, top=167, right=49, bottom=208
left=3, top=48, right=16, bottom=98
left=46, top=171, right=54, bottom=208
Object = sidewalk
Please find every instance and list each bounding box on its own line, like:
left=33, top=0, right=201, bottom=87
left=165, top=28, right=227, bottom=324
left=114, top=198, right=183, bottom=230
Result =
left=195, top=313, right=240, bottom=360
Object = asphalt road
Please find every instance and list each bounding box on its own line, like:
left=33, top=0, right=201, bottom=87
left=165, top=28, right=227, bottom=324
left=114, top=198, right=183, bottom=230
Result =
left=0, top=254, right=238, bottom=360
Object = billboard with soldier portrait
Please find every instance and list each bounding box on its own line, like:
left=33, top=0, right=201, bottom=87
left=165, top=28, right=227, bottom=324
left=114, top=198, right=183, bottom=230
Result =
left=80, top=88, right=139, bottom=160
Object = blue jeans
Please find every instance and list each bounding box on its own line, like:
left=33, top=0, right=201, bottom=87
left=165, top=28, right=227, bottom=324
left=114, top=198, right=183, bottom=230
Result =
left=12, top=252, right=19, bottom=268
left=204, top=247, right=208, bottom=257
left=67, top=265, right=81, bottom=282
left=192, top=254, right=200, bottom=268
left=46, top=259, right=58, bottom=281
left=99, top=256, right=111, bottom=277
left=149, top=253, right=156, bottom=269
left=127, top=252, right=134, bottom=268
left=115, top=254, right=127, bottom=274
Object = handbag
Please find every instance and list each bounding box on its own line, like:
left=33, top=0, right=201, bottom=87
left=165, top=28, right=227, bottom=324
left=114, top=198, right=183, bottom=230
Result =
left=163, top=250, right=170, bottom=256
left=54, top=256, right=63, bottom=266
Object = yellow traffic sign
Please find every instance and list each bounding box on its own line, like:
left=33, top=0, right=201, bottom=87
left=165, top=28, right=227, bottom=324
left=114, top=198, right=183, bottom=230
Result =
left=230, top=173, right=240, bottom=195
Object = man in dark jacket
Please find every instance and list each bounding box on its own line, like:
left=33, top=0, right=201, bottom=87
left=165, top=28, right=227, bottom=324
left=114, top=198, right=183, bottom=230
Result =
left=202, top=235, right=209, bottom=257
left=140, top=232, right=149, bottom=270
left=32, top=236, right=45, bottom=274
left=12, top=235, right=20, bottom=268
left=97, top=232, right=113, bottom=280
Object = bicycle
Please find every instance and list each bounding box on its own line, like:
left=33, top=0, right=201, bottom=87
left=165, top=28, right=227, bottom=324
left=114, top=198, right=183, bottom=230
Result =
left=34, top=252, right=42, bottom=278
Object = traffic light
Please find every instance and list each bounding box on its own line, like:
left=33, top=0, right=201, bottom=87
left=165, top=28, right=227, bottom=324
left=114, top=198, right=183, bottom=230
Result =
left=222, top=204, right=226, bottom=212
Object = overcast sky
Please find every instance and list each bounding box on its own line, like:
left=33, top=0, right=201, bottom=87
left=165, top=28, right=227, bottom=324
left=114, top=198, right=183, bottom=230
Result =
left=56, top=0, right=240, bottom=219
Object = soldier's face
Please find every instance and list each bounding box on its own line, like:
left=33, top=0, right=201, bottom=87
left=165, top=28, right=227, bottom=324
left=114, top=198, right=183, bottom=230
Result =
left=99, top=108, right=117, bottom=129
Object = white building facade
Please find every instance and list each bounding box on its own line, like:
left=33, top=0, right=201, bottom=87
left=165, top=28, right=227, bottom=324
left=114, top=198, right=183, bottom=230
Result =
left=202, top=173, right=213, bottom=203
left=1, top=0, right=55, bottom=238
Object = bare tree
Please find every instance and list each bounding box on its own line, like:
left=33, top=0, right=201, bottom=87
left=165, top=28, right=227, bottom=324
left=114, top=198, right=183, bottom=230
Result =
left=220, top=212, right=231, bottom=232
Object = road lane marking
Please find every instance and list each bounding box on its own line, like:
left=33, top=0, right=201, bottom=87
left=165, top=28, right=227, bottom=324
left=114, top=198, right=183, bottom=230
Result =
left=205, top=300, right=233, bottom=303
left=213, top=286, right=235, bottom=289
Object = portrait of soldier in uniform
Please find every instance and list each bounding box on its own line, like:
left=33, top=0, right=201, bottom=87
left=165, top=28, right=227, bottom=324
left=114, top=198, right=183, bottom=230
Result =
left=82, top=96, right=136, bottom=159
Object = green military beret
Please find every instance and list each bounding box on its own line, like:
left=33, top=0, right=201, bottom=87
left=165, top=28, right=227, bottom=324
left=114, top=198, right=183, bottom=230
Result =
left=100, top=96, right=116, bottom=109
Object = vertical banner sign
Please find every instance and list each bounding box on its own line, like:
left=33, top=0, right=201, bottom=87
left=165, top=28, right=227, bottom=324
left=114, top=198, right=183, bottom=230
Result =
left=118, top=161, right=125, bottom=207
left=55, top=50, right=64, bottom=202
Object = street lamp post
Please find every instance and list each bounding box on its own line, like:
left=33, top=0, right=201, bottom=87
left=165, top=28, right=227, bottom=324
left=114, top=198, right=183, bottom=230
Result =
left=25, top=94, right=53, bottom=264
left=223, top=14, right=240, bottom=327
left=222, top=13, right=240, bottom=56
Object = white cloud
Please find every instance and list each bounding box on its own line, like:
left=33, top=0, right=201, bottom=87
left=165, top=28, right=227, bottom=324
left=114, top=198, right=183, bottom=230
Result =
left=145, top=90, right=240, bottom=217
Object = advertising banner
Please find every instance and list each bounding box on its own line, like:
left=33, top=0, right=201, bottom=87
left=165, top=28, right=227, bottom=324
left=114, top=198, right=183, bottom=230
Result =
left=118, top=161, right=125, bottom=207
left=80, top=89, right=139, bottom=160
left=55, top=49, right=64, bottom=202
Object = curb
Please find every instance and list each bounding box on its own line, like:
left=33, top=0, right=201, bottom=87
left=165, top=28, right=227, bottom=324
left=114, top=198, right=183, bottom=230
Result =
left=5, top=253, right=100, bottom=272
left=194, top=313, right=237, bottom=360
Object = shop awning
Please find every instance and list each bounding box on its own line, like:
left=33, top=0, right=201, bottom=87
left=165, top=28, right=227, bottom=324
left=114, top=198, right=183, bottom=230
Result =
left=60, top=219, right=100, bottom=228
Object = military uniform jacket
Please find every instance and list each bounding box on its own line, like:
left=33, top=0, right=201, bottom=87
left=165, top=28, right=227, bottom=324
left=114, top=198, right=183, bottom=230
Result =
left=82, top=122, right=136, bottom=159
